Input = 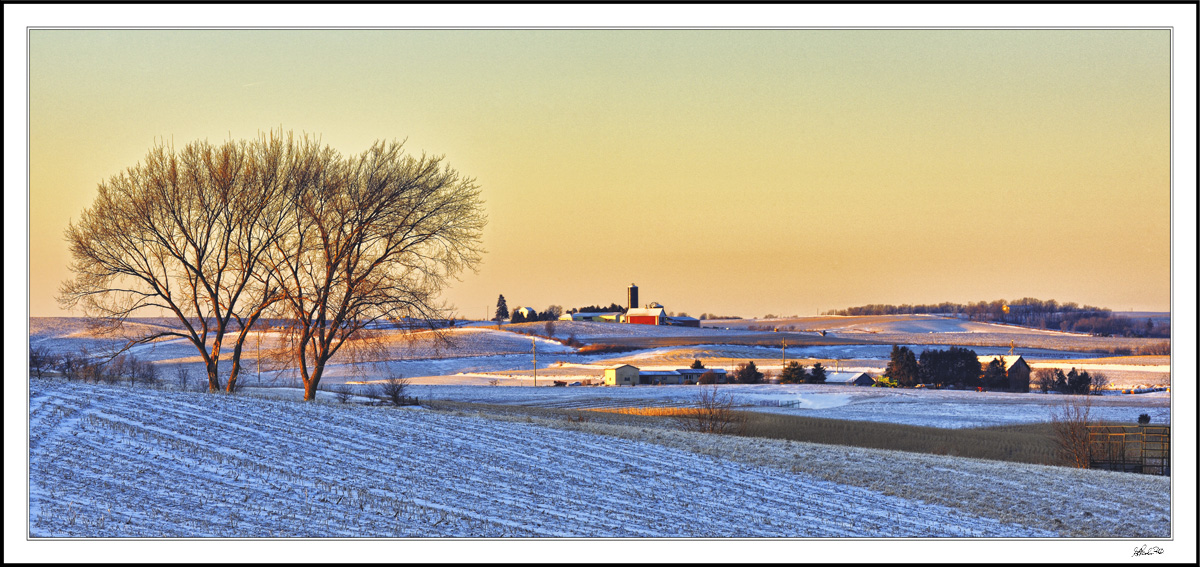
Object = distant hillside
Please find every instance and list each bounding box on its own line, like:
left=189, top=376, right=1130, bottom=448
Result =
left=822, top=300, right=1169, bottom=338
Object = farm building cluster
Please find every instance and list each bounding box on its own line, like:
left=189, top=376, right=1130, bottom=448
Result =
left=558, top=284, right=700, bottom=327
left=601, top=365, right=876, bottom=387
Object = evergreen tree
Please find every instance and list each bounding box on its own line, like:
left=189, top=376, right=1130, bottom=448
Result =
left=982, top=358, right=1008, bottom=390
left=779, top=361, right=807, bottom=384
left=1066, top=368, right=1092, bottom=395
left=690, top=359, right=705, bottom=369
left=808, top=362, right=827, bottom=384
left=885, top=345, right=920, bottom=387
left=511, top=310, right=526, bottom=324
left=495, top=294, right=509, bottom=321
left=734, top=361, right=764, bottom=384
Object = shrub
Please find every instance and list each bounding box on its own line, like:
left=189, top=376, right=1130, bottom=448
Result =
left=1138, top=341, right=1170, bottom=356
left=676, top=385, right=744, bottom=434
left=697, top=370, right=720, bottom=385
left=380, top=372, right=412, bottom=407
left=1050, top=395, right=1094, bottom=468
left=333, top=384, right=354, bottom=404
left=175, top=365, right=193, bottom=391
left=1137, top=413, right=1151, bottom=425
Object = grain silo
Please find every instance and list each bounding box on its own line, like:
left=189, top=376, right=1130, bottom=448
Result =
left=627, top=284, right=639, bottom=311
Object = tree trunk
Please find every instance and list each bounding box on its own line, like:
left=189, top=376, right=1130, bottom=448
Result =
left=226, top=341, right=245, bottom=393
left=207, top=360, right=222, bottom=393
left=303, top=359, right=327, bottom=401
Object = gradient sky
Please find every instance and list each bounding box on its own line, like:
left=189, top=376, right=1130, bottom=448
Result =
left=28, top=29, right=1173, bottom=318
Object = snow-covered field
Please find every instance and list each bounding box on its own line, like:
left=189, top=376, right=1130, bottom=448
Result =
left=26, top=379, right=1170, bottom=538
left=392, top=383, right=1170, bottom=429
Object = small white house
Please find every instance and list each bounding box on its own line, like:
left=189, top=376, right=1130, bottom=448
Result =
left=676, top=368, right=729, bottom=384
left=823, top=372, right=875, bottom=386
left=603, top=364, right=640, bottom=386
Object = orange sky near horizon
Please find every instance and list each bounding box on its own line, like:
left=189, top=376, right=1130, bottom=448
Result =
left=27, top=29, right=1173, bottom=318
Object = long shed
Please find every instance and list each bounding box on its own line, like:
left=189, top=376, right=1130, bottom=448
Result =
left=823, top=372, right=875, bottom=386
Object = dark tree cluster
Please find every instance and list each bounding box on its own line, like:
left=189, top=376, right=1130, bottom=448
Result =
left=568, top=303, right=627, bottom=314
left=508, top=305, right=565, bottom=324
left=917, top=347, right=981, bottom=389
left=1033, top=367, right=1104, bottom=395
left=779, top=361, right=826, bottom=384
left=733, top=361, right=764, bottom=384
left=884, top=346, right=921, bottom=387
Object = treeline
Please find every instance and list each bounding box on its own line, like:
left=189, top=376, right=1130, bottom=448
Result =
left=568, top=303, right=626, bottom=314
left=824, top=298, right=1168, bottom=338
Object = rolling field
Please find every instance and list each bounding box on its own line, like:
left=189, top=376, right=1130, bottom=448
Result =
left=26, top=379, right=1170, bottom=538
left=389, top=383, right=1170, bottom=429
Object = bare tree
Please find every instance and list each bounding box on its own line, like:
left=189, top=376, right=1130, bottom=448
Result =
left=1050, top=394, right=1094, bottom=468
left=174, top=365, right=192, bottom=392
left=379, top=372, right=413, bottom=407
left=677, top=385, right=744, bottom=434
left=59, top=132, right=310, bottom=393
left=1033, top=368, right=1057, bottom=394
left=30, top=345, right=55, bottom=379
left=1089, top=372, right=1110, bottom=395
left=58, top=351, right=82, bottom=382
left=264, top=140, right=486, bottom=401
left=332, top=383, right=354, bottom=404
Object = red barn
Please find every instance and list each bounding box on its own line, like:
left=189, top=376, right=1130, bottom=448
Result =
left=624, top=307, right=666, bottom=325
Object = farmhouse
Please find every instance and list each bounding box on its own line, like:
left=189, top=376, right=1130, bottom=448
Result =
left=603, top=364, right=640, bottom=386
left=638, top=370, right=683, bottom=385
left=823, top=372, right=875, bottom=386
left=676, top=368, right=729, bottom=384
left=976, top=355, right=1032, bottom=392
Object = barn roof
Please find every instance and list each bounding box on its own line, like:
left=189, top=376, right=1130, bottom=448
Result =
left=976, top=355, right=1027, bottom=371
left=824, top=371, right=872, bottom=384
left=626, top=307, right=666, bottom=317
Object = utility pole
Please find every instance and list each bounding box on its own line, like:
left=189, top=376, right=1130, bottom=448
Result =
left=781, top=338, right=787, bottom=370
left=531, top=338, right=537, bottom=388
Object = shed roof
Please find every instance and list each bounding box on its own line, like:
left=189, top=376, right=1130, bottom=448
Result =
left=677, top=368, right=727, bottom=375
left=604, top=364, right=639, bottom=371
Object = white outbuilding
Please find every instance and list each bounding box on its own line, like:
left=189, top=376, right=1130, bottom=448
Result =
left=603, top=364, right=640, bottom=386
